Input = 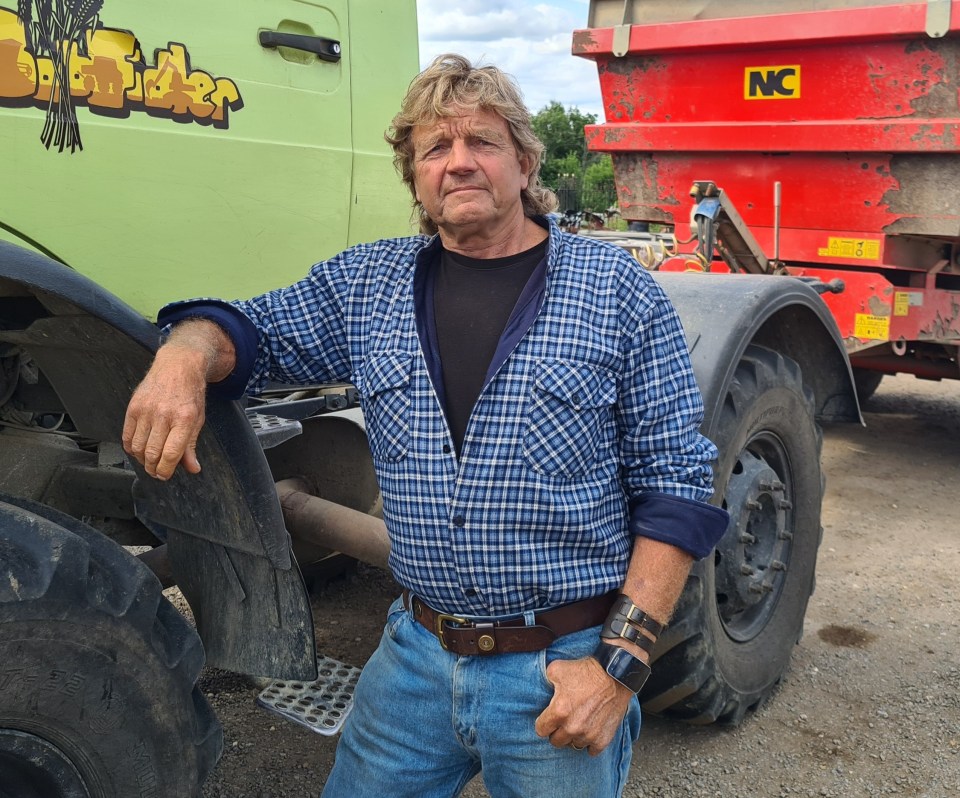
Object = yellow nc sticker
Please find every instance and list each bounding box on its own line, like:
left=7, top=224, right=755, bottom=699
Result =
left=817, top=237, right=881, bottom=261
left=744, top=65, right=801, bottom=100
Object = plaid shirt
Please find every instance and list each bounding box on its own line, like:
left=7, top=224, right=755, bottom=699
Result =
left=162, top=217, right=728, bottom=616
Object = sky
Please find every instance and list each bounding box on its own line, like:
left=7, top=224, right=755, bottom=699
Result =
left=415, top=0, right=604, bottom=120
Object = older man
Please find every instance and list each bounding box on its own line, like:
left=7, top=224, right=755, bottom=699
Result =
left=124, top=54, right=728, bottom=798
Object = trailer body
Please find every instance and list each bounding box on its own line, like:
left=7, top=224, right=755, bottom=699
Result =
left=576, top=0, right=960, bottom=384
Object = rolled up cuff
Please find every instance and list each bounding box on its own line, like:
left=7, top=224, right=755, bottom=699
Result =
left=157, top=300, right=259, bottom=400
left=628, top=492, right=730, bottom=559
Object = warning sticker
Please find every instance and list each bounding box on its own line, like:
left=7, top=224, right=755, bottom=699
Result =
left=894, top=291, right=923, bottom=316
left=854, top=314, right=890, bottom=340
left=817, top=237, right=881, bottom=261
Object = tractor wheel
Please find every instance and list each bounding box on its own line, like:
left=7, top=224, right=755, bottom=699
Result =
left=0, top=496, right=222, bottom=797
left=852, top=368, right=884, bottom=404
left=641, top=345, right=823, bottom=725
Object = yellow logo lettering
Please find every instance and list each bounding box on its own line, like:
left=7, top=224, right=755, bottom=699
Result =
left=744, top=65, right=801, bottom=100
left=0, top=5, right=243, bottom=152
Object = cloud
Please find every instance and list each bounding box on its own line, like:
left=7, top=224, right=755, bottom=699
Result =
left=418, top=1, right=577, bottom=42
left=416, top=0, right=602, bottom=117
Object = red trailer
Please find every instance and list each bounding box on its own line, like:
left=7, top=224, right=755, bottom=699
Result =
left=555, top=0, right=960, bottom=727
left=576, top=0, right=960, bottom=399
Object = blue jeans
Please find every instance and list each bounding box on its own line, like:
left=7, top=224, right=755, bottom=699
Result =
left=321, top=597, right=642, bottom=798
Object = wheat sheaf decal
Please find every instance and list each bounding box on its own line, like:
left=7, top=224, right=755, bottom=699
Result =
left=18, top=0, right=104, bottom=152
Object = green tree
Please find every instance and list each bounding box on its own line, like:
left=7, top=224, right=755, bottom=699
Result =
left=532, top=101, right=597, bottom=186
left=582, top=155, right=617, bottom=212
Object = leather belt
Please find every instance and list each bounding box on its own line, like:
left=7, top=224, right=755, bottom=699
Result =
left=402, top=590, right=617, bottom=656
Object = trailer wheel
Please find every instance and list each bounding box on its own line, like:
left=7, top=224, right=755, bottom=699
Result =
left=641, top=345, right=822, bottom=725
left=0, top=497, right=222, bottom=797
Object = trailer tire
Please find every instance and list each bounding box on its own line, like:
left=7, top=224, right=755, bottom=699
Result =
left=0, top=496, right=222, bottom=797
left=641, top=345, right=822, bottom=725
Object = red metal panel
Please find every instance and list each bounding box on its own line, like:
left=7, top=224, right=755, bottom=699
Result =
left=656, top=260, right=958, bottom=351
left=579, top=1, right=960, bottom=374
left=785, top=266, right=960, bottom=348
left=589, top=122, right=960, bottom=153
left=581, top=2, right=960, bottom=241
left=584, top=35, right=956, bottom=136
left=784, top=267, right=894, bottom=350
left=611, top=152, right=904, bottom=241
left=573, top=3, right=959, bottom=56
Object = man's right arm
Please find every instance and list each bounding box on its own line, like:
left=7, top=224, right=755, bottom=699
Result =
left=122, top=319, right=237, bottom=481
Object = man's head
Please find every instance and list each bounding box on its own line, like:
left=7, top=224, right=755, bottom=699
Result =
left=386, top=54, right=557, bottom=236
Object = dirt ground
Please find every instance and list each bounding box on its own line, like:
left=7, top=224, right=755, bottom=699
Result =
left=197, top=372, right=960, bottom=798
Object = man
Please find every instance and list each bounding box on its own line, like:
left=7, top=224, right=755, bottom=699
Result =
left=123, top=54, right=729, bottom=797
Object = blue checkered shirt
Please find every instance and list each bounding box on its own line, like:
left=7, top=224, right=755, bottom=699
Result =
left=161, top=217, right=728, bottom=616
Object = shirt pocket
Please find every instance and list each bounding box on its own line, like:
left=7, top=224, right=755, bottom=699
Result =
left=360, top=352, right=412, bottom=463
left=523, top=361, right=618, bottom=478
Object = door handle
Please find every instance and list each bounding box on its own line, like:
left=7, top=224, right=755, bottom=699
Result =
left=258, top=31, right=342, bottom=63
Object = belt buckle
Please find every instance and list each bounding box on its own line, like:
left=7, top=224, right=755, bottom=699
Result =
left=434, top=613, right=469, bottom=650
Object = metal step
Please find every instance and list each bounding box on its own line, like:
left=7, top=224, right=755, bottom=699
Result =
left=245, top=410, right=302, bottom=450
left=255, top=655, right=362, bottom=735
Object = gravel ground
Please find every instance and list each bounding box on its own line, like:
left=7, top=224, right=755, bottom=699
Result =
left=197, top=372, right=960, bottom=797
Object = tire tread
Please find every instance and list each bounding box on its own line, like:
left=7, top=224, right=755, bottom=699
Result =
left=641, top=345, right=823, bottom=726
left=0, top=495, right=222, bottom=792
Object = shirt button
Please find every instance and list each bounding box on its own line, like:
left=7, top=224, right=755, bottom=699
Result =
left=464, top=588, right=478, bottom=597
left=452, top=515, right=466, bottom=528
left=442, top=444, right=452, bottom=454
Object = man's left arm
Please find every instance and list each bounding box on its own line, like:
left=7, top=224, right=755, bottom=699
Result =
left=534, top=535, right=691, bottom=754
left=535, top=275, right=728, bottom=754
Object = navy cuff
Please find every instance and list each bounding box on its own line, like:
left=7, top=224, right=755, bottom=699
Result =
left=628, top=492, right=730, bottom=560
left=157, top=300, right=259, bottom=400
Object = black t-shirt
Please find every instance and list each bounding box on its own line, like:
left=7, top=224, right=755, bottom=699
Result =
left=434, top=240, right=547, bottom=455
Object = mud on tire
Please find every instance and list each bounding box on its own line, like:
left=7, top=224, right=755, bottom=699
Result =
left=0, top=496, right=222, bottom=797
left=641, top=345, right=823, bottom=725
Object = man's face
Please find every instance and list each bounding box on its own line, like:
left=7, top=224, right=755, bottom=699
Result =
left=411, top=107, right=531, bottom=237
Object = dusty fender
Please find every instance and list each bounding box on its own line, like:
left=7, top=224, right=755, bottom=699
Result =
left=636, top=270, right=860, bottom=723
left=653, top=271, right=861, bottom=434
left=0, top=240, right=316, bottom=680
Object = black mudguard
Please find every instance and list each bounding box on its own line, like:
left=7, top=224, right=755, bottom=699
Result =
left=653, top=271, right=861, bottom=439
left=0, top=240, right=316, bottom=680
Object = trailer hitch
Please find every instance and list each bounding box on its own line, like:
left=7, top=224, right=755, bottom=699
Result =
left=690, top=181, right=775, bottom=275
left=794, top=276, right=846, bottom=296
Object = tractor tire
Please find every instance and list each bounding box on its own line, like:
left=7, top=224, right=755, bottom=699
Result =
left=0, top=496, right=222, bottom=797
left=641, top=345, right=823, bottom=725
left=852, top=367, right=884, bottom=404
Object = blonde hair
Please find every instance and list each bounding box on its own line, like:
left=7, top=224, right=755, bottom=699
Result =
left=385, top=54, right=558, bottom=235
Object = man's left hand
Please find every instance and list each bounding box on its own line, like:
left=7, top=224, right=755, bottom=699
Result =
left=534, top=654, right=635, bottom=755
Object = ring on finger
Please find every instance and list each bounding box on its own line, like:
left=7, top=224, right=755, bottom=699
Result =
left=570, top=742, right=586, bottom=751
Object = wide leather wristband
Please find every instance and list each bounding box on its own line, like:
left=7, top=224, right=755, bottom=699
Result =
left=600, top=594, right=665, bottom=640
left=592, top=640, right=652, bottom=694
left=605, top=616, right=656, bottom=653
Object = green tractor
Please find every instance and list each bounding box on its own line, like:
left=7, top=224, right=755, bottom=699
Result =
left=0, top=1, right=415, bottom=794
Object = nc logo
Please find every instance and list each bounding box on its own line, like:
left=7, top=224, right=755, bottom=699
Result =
left=745, top=66, right=801, bottom=99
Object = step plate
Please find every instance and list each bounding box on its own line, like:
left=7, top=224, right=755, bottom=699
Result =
left=256, top=656, right=362, bottom=735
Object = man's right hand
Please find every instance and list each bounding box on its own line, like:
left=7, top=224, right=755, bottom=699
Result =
left=122, top=319, right=236, bottom=480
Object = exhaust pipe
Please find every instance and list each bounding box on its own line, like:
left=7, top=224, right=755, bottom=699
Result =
left=137, top=477, right=391, bottom=587
left=276, top=478, right=390, bottom=570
